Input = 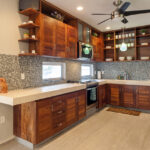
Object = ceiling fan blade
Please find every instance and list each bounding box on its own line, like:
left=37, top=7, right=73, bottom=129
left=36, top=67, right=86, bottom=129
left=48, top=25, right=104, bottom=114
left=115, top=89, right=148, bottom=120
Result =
left=119, top=2, right=131, bottom=13
left=92, top=13, right=111, bottom=15
left=124, top=10, right=150, bottom=16
left=98, top=18, right=111, bottom=25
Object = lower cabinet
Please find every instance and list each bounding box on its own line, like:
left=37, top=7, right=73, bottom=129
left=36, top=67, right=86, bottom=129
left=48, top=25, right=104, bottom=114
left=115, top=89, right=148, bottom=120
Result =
left=98, top=85, right=106, bottom=108
left=136, top=86, right=150, bottom=110
left=108, top=84, right=121, bottom=106
left=13, top=90, right=86, bottom=144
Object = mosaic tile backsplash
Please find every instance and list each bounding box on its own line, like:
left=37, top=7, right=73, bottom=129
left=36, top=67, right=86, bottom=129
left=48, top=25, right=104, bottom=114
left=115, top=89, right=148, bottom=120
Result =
left=0, top=54, right=95, bottom=90
left=97, top=61, right=150, bottom=80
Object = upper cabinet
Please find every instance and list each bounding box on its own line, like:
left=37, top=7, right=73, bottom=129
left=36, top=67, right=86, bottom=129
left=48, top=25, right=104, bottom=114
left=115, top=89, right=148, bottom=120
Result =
left=77, top=21, right=91, bottom=43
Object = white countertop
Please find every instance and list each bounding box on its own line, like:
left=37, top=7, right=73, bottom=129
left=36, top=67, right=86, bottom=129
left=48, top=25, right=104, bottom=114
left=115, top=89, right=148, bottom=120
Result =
left=0, top=83, right=86, bottom=106
left=1, top=80, right=150, bottom=106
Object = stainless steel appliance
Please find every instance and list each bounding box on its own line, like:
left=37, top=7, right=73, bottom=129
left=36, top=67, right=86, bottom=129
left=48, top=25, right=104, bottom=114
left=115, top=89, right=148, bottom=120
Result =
left=77, top=42, right=93, bottom=59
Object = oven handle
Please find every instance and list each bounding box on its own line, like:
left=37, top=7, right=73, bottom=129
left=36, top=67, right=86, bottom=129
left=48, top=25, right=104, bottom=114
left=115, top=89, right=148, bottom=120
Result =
left=87, top=86, right=97, bottom=91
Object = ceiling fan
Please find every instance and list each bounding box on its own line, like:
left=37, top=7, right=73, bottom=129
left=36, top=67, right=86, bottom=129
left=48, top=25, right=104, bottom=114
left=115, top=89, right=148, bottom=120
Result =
left=92, top=0, right=150, bottom=25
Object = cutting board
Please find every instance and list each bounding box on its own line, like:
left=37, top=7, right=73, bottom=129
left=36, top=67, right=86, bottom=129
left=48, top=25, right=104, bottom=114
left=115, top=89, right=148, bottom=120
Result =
left=0, top=78, right=8, bottom=93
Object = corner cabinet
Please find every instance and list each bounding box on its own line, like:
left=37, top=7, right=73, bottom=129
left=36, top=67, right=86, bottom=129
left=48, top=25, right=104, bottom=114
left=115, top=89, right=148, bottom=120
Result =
left=13, top=90, right=86, bottom=144
left=35, top=13, right=77, bottom=58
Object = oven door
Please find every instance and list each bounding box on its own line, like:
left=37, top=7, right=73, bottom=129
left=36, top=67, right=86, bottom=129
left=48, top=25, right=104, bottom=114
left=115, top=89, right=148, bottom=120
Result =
left=87, top=87, right=97, bottom=106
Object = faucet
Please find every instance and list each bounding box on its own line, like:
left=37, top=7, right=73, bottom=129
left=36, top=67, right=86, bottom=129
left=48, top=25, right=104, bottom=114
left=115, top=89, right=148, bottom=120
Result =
left=117, top=71, right=129, bottom=80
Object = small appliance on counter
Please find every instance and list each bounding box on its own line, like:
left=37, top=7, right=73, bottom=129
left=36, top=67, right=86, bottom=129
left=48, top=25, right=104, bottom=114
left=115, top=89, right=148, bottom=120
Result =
left=97, top=71, right=102, bottom=79
left=77, top=42, right=93, bottom=60
left=0, top=78, right=8, bottom=93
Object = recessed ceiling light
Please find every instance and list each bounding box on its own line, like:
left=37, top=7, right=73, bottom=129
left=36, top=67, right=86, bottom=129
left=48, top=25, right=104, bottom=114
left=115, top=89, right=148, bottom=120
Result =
left=77, top=6, right=84, bottom=11
left=106, top=26, right=111, bottom=30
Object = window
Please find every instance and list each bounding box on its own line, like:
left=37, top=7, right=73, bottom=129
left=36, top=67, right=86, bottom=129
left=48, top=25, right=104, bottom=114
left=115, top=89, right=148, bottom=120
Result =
left=81, top=64, right=94, bottom=77
left=42, top=62, right=66, bottom=80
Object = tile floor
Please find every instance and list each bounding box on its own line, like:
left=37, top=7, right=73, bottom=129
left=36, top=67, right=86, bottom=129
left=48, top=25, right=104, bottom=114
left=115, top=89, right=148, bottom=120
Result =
left=1, top=107, right=150, bottom=150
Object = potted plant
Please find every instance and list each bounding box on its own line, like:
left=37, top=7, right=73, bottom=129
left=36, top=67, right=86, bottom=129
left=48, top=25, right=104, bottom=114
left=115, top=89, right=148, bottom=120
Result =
left=107, top=34, right=111, bottom=40
left=141, top=29, right=146, bottom=35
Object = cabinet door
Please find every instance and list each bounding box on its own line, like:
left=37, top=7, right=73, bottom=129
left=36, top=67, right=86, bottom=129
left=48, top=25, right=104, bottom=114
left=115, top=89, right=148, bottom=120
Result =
left=136, top=86, right=150, bottom=110
left=78, top=22, right=83, bottom=41
left=39, top=14, right=55, bottom=56
left=36, top=99, right=53, bottom=143
left=85, top=26, right=91, bottom=43
left=98, top=85, right=106, bottom=108
left=108, top=84, right=120, bottom=106
left=67, top=25, right=77, bottom=58
left=122, top=85, right=135, bottom=108
left=65, top=92, right=78, bottom=126
left=77, top=90, right=86, bottom=120
left=55, top=21, right=67, bottom=58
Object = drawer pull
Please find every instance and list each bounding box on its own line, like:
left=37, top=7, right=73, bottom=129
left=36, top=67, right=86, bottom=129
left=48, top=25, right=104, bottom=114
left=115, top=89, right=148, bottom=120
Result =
left=57, top=123, right=62, bottom=127
left=58, top=110, right=63, bottom=114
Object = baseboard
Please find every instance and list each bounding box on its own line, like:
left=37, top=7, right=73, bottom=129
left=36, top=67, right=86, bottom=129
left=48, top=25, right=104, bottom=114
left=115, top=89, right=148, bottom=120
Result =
left=0, top=135, right=15, bottom=145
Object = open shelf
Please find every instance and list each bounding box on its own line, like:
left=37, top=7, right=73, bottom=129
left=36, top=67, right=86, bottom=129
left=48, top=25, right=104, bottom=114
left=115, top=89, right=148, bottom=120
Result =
left=19, top=23, right=39, bottom=29
left=19, top=38, right=39, bottom=42
left=19, top=8, right=39, bottom=16
left=115, top=37, right=135, bottom=40
left=136, top=34, right=150, bottom=38
left=104, top=48, right=114, bottom=50
left=136, top=45, right=150, bottom=47
left=19, top=53, right=38, bottom=56
left=104, top=39, right=114, bottom=41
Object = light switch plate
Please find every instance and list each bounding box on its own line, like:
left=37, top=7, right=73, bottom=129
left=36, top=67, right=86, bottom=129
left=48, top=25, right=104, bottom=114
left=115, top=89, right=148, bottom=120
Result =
left=21, top=73, right=25, bottom=80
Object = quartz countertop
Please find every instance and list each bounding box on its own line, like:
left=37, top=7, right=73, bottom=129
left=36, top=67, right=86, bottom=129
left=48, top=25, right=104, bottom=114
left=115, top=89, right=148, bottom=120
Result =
left=0, top=83, right=86, bottom=106
left=1, top=80, right=150, bottom=106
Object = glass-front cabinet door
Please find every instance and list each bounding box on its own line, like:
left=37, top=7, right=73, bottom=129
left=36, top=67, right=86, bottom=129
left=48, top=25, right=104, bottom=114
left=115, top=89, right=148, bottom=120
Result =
left=78, top=22, right=83, bottom=41
left=86, top=26, right=91, bottom=43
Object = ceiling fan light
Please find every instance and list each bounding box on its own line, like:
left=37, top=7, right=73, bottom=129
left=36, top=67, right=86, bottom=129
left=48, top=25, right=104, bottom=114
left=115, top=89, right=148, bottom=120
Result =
left=120, top=42, right=127, bottom=51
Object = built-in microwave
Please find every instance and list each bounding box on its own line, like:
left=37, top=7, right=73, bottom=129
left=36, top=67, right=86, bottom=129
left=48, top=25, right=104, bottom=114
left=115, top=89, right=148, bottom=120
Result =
left=77, top=42, right=93, bottom=59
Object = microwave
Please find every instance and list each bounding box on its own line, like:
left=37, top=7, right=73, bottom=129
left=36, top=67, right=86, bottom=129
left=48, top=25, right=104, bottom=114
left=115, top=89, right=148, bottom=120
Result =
left=77, top=42, right=93, bottom=59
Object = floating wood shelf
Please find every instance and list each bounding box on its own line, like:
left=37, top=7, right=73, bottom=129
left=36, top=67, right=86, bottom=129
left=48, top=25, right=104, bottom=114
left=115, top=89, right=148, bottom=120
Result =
left=18, top=38, right=39, bottom=42
left=104, top=48, right=114, bottom=50
left=19, top=23, right=39, bottom=29
left=19, top=8, right=39, bottom=16
left=136, top=34, right=150, bottom=38
left=136, top=45, right=150, bottom=48
left=104, top=39, right=114, bottom=41
left=19, top=53, right=38, bottom=56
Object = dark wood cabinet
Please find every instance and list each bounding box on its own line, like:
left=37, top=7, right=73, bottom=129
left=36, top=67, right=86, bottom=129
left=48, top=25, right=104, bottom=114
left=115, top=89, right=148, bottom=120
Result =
left=121, top=85, right=136, bottom=108
left=14, top=90, right=86, bottom=144
left=38, top=14, right=56, bottom=56
left=92, top=35, right=103, bottom=61
left=108, top=84, right=121, bottom=106
left=66, top=25, right=77, bottom=58
left=55, top=21, right=66, bottom=58
left=136, top=86, right=150, bottom=110
left=98, top=85, right=106, bottom=108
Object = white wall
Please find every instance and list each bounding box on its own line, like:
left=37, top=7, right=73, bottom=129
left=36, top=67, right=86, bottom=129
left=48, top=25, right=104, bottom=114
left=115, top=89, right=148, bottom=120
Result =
left=0, top=104, right=13, bottom=144
left=0, top=0, right=28, bottom=55
left=0, top=0, right=27, bottom=144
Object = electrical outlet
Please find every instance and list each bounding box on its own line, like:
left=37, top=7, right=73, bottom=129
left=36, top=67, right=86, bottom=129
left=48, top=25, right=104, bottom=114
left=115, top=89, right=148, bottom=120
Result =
left=0, top=116, right=5, bottom=124
left=21, top=73, right=25, bottom=80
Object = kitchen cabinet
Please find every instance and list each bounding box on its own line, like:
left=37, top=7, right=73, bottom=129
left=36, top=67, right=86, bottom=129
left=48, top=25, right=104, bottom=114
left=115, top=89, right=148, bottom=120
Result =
left=77, top=21, right=91, bottom=43
left=121, top=85, right=136, bottom=108
left=55, top=21, right=66, bottom=58
left=92, top=35, right=103, bottom=61
left=108, top=84, right=121, bottom=106
left=98, top=85, right=106, bottom=108
left=66, top=25, right=77, bottom=58
left=36, top=13, right=77, bottom=58
left=38, top=14, right=56, bottom=56
left=14, top=90, right=86, bottom=144
left=136, top=86, right=150, bottom=110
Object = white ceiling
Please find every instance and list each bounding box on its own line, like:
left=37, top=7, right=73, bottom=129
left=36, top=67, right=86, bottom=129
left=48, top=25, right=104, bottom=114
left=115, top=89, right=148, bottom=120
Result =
left=46, top=0, right=150, bottom=32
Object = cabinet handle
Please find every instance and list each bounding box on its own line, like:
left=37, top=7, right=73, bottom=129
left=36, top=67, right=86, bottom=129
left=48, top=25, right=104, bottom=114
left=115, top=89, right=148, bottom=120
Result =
left=57, top=110, right=63, bottom=114
left=57, top=123, right=63, bottom=127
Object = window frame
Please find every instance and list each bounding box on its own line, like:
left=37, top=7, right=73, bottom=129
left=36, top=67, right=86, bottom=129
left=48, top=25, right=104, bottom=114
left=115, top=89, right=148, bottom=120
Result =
left=81, top=64, right=94, bottom=78
left=42, top=62, right=66, bottom=80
